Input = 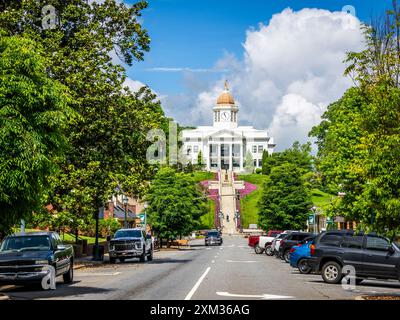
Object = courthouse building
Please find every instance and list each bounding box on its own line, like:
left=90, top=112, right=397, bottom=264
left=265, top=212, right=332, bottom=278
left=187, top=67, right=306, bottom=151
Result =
left=182, top=82, right=276, bottom=172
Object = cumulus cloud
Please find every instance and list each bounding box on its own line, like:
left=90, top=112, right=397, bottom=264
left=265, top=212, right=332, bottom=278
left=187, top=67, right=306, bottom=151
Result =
left=165, top=8, right=365, bottom=150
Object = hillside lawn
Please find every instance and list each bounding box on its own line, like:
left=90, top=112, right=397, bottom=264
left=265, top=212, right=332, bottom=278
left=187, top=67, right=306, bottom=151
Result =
left=238, top=174, right=334, bottom=229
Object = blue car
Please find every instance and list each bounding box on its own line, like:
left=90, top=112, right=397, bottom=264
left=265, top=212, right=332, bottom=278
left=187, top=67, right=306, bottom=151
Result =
left=289, top=237, right=315, bottom=274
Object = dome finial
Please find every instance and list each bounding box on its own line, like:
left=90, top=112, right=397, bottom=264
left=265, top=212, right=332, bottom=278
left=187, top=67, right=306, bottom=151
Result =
left=224, top=80, right=229, bottom=91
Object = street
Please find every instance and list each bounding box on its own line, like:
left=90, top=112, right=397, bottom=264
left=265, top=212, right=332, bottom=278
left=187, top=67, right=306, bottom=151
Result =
left=1, top=236, right=400, bottom=300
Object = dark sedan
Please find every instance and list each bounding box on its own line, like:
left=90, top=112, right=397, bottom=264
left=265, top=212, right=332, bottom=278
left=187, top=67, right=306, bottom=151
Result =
left=205, top=230, right=223, bottom=246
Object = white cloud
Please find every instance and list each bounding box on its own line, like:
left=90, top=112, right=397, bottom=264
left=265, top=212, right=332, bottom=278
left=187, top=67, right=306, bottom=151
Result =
left=164, top=8, right=365, bottom=150
left=123, top=78, right=146, bottom=93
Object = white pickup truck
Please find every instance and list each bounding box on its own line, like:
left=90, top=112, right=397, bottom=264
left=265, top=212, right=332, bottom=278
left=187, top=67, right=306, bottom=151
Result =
left=254, top=230, right=282, bottom=254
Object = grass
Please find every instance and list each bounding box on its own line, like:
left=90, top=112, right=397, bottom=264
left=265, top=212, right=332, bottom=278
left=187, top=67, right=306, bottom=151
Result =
left=311, top=188, right=334, bottom=213
left=189, top=171, right=214, bottom=183
left=237, top=174, right=269, bottom=228
left=237, top=174, right=335, bottom=228
left=12, top=228, right=105, bottom=244
left=200, top=199, right=215, bottom=229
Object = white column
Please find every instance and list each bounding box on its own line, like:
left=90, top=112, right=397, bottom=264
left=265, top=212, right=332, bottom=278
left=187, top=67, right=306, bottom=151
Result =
left=217, top=143, right=221, bottom=171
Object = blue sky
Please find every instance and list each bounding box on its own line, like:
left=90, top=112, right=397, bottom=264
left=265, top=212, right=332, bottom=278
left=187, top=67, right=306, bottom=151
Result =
left=126, top=0, right=390, bottom=95
left=121, top=1, right=392, bottom=150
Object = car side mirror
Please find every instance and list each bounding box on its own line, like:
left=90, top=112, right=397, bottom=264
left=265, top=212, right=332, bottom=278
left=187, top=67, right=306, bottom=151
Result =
left=146, top=234, right=152, bottom=240
left=388, top=246, right=395, bottom=254
left=57, top=245, right=66, bottom=251
left=106, top=235, right=111, bottom=242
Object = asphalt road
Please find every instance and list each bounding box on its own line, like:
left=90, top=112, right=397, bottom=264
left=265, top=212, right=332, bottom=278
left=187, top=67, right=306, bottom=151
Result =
left=1, top=236, right=400, bottom=300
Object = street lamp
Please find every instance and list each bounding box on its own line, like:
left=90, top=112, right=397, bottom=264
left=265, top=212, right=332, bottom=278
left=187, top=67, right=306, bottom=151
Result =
left=311, top=206, right=317, bottom=234
left=123, top=195, right=129, bottom=228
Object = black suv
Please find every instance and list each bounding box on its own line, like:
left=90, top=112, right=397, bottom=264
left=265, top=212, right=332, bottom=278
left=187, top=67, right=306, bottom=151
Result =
left=279, top=232, right=313, bottom=262
left=306, top=230, right=400, bottom=284
left=205, top=230, right=223, bottom=246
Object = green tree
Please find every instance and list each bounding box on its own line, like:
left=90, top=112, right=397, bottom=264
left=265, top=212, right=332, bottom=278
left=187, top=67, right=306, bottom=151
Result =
left=0, top=1, right=165, bottom=235
left=146, top=167, right=207, bottom=246
left=258, top=163, right=312, bottom=231
left=244, top=151, right=254, bottom=173
left=310, top=3, right=400, bottom=236
left=0, top=36, right=74, bottom=237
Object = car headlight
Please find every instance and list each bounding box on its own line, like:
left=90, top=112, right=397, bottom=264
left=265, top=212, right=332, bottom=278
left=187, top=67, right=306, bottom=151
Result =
left=35, top=260, right=49, bottom=265
left=136, top=243, right=141, bottom=249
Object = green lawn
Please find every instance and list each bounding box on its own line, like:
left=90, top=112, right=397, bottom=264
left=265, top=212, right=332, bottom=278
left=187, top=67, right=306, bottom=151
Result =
left=237, top=174, right=269, bottom=228
left=237, top=174, right=335, bottom=228
left=189, top=171, right=215, bottom=183
left=200, top=199, right=215, bottom=229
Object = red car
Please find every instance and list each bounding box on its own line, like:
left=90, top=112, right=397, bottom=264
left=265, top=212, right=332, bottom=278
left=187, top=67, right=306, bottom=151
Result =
left=248, top=230, right=283, bottom=250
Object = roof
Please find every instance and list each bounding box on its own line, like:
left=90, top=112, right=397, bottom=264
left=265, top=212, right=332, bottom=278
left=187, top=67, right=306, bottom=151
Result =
left=216, top=81, right=235, bottom=105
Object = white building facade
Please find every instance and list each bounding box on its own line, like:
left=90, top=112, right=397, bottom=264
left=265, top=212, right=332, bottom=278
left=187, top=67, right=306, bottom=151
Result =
left=182, top=82, right=276, bottom=172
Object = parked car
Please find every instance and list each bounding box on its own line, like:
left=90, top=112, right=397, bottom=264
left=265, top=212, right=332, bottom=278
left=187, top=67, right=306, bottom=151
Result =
left=256, top=230, right=283, bottom=254
left=271, top=231, right=296, bottom=257
left=279, top=232, right=314, bottom=262
left=205, top=230, right=223, bottom=246
left=289, top=236, right=315, bottom=274
left=0, top=232, right=74, bottom=289
left=305, top=230, right=400, bottom=284
left=248, top=234, right=261, bottom=248
left=108, top=228, right=153, bottom=263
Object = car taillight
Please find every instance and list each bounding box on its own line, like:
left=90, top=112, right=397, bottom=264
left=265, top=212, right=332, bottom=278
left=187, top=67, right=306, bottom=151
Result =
left=280, top=240, right=285, bottom=246
left=310, top=244, right=315, bottom=256
left=290, top=247, right=296, bottom=253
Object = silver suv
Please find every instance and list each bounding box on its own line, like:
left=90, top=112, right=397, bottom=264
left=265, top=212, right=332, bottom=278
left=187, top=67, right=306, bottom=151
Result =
left=108, top=228, right=153, bottom=264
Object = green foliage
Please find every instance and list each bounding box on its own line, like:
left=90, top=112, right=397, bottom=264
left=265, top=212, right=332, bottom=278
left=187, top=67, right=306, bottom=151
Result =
left=310, top=4, right=400, bottom=236
left=258, top=164, right=312, bottom=231
left=244, top=151, right=254, bottom=173
left=146, top=167, right=208, bottom=241
left=0, top=36, right=74, bottom=237
left=0, top=1, right=166, bottom=235
left=98, top=218, right=120, bottom=238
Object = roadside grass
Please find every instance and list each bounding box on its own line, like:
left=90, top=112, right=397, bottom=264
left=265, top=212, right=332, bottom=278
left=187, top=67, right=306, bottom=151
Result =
left=12, top=228, right=105, bottom=244
left=237, top=174, right=268, bottom=228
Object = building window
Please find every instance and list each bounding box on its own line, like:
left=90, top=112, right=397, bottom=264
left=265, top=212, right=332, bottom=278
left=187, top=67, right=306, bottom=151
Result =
left=258, top=145, right=263, bottom=153
left=258, top=159, right=262, bottom=167
left=187, top=146, right=191, bottom=155
left=253, top=159, right=257, bottom=167
left=252, top=146, right=257, bottom=153
left=193, top=146, right=199, bottom=153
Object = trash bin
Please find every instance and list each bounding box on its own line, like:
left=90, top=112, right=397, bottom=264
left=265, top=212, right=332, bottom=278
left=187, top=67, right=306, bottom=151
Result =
left=92, top=244, right=104, bottom=261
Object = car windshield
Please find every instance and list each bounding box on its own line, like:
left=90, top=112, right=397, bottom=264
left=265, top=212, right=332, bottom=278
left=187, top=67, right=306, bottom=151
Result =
left=114, top=230, right=142, bottom=238
left=207, top=232, right=219, bottom=237
left=0, top=235, right=51, bottom=252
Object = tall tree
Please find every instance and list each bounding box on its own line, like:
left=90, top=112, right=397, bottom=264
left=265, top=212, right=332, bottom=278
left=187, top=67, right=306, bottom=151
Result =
left=0, top=1, right=165, bottom=234
left=258, top=163, right=312, bottom=231
left=146, top=168, right=207, bottom=246
left=0, top=35, right=73, bottom=237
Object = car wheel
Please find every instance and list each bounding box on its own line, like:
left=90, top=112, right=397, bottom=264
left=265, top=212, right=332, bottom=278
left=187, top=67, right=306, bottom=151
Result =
left=265, top=245, right=273, bottom=256
left=298, top=259, right=312, bottom=274
left=109, top=257, right=116, bottom=264
left=63, top=260, right=74, bottom=284
left=321, top=261, right=343, bottom=284
left=147, top=247, right=153, bottom=261
left=283, top=250, right=290, bottom=263
left=254, top=244, right=263, bottom=254
left=139, top=246, right=146, bottom=262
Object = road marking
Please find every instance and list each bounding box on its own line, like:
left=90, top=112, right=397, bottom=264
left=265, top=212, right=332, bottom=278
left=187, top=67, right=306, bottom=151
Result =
left=238, top=245, right=247, bottom=248
left=206, top=248, right=211, bottom=250
left=212, top=260, right=215, bottom=264
left=78, top=272, right=121, bottom=276
left=216, top=292, right=294, bottom=300
left=219, top=247, right=223, bottom=250
left=226, top=260, right=258, bottom=263
left=184, top=267, right=211, bottom=300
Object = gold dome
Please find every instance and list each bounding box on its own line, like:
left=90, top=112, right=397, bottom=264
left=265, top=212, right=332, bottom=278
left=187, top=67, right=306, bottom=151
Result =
left=217, top=81, right=235, bottom=105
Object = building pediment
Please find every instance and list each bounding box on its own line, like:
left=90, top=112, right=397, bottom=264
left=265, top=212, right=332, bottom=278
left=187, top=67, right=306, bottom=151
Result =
left=206, top=129, right=243, bottom=141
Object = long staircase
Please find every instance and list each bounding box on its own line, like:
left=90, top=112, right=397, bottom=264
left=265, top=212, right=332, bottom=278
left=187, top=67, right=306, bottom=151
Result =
left=219, top=170, right=239, bottom=235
